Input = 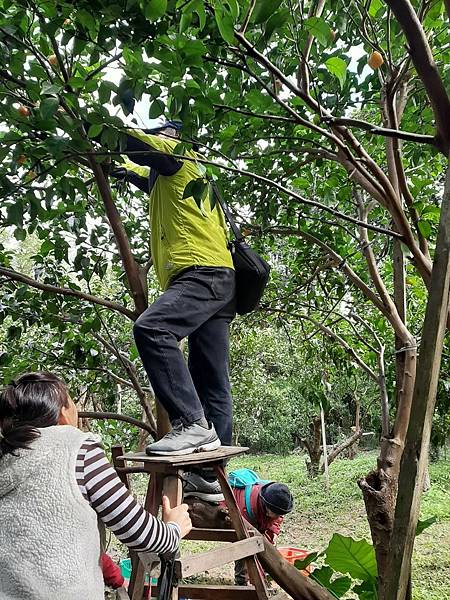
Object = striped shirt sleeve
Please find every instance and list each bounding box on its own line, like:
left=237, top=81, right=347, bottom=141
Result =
left=76, top=441, right=180, bottom=554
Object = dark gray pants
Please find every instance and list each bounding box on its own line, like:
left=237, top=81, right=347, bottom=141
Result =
left=235, top=559, right=248, bottom=586
left=133, top=267, right=236, bottom=444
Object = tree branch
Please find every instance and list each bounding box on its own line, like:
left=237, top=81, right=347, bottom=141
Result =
left=213, top=103, right=295, bottom=123
left=261, top=226, right=391, bottom=319
left=86, top=52, right=123, bottom=80
left=0, top=266, right=136, bottom=320
left=90, top=148, right=403, bottom=239
left=93, top=333, right=157, bottom=433
left=322, top=116, right=436, bottom=147
left=385, top=0, right=450, bottom=153
left=78, top=411, right=155, bottom=436
left=266, top=307, right=379, bottom=383
left=355, top=191, right=413, bottom=344
left=445, top=0, right=450, bottom=21
left=322, top=429, right=363, bottom=472
left=87, top=157, right=148, bottom=314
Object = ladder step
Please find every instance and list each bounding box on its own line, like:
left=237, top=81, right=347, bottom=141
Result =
left=176, top=584, right=259, bottom=599
left=181, top=536, right=264, bottom=578
left=185, top=527, right=237, bottom=542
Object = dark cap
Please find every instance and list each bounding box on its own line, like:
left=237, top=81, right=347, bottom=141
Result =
left=260, top=483, right=293, bottom=516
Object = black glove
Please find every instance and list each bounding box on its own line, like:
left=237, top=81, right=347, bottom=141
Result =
left=109, top=166, right=127, bottom=180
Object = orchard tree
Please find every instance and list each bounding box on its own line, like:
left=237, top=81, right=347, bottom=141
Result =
left=1, top=2, right=450, bottom=599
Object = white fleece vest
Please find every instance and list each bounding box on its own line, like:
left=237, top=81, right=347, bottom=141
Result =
left=0, top=425, right=104, bottom=600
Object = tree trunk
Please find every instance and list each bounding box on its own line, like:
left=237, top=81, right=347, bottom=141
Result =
left=384, top=160, right=450, bottom=600
left=321, top=429, right=363, bottom=473
left=358, top=344, right=417, bottom=596
left=302, top=417, right=322, bottom=478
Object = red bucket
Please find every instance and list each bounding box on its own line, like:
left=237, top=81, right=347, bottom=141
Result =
left=278, top=547, right=312, bottom=576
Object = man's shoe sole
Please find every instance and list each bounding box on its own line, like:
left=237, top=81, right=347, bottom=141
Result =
left=146, top=438, right=221, bottom=456
left=184, top=490, right=225, bottom=502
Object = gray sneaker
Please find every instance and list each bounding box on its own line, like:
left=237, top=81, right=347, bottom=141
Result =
left=145, top=421, right=221, bottom=456
left=183, top=472, right=225, bottom=502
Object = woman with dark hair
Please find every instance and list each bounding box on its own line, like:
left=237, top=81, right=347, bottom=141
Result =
left=0, top=372, right=191, bottom=600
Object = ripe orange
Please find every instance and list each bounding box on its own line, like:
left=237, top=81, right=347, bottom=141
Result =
left=63, top=18, right=71, bottom=26
left=48, top=54, right=58, bottom=66
left=18, top=105, right=30, bottom=117
left=368, top=51, right=384, bottom=70
left=17, top=154, right=27, bottom=165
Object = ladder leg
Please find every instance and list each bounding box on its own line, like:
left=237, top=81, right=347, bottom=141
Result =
left=130, top=473, right=163, bottom=600
left=111, top=445, right=130, bottom=489
left=161, top=471, right=183, bottom=600
left=214, top=466, right=269, bottom=600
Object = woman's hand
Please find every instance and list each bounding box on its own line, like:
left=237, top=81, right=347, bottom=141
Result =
left=162, top=495, right=192, bottom=539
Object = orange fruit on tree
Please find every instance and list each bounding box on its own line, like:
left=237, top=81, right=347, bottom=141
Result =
left=18, top=105, right=30, bottom=117
left=48, top=54, right=58, bottom=66
left=368, top=51, right=384, bottom=70
left=17, top=154, right=27, bottom=165
left=63, top=18, right=71, bottom=26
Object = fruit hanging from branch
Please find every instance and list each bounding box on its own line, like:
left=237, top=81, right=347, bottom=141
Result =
left=368, top=51, right=384, bottom=70
left=17, top=105, right=30, bottom=117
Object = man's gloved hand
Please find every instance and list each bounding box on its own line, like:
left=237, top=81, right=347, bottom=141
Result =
left=109, top=166, right=127, bottom=180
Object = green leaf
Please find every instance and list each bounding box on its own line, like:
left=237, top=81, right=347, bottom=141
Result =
left=253, top=0, right=283, bottom=24
left=40, top=239, right=54, bottom=256
left=305, top=16, right=334, bottom=47
left=325, top=57, right=347, bottom=89
left=179, top=11, right=193, bottom=33
left=67, top=76, right=86, bottom=89
left=325, top=534, right=377, bottom=581
left=101, top=127, right=119, bottom=150
left=7, top=201, right=23, bottom=227
left=416, top=516, right=437, bottom=535
left=368, top=0, right=383, bottom=17
left=418, top=220, right=432, bottom=238
left=149, top=99, right=165, bottom=118
left=7, top=325, right=22, bottom=340
left=353, top=580, right=378, bottom=600
left=194, top=2, right=206, bottom=29
left=41, top=82, right=62, bottom=96
left=88, top=124, right=103, bottom=138
left=183, top=178, right=208, bottom=208
left=311, top=566, right=352, bottom=598
left=39, top=97, right=59, bottom=120
left=215, top=7, right=235, bottom=44
left=264, top=8, right=290, bottom=39
left=293, top=551, right=318, bottom=570
left=77, top=9, right=97, bottom=33
left=14, top=228, right=26, bottom=241
left=144, top=0, right=167, bottom=21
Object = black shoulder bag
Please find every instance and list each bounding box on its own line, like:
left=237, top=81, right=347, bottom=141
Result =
left=212, top=184, right=270, bottom=315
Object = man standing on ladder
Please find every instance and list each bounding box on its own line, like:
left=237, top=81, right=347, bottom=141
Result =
left=108, top=120, right=235, bottom=501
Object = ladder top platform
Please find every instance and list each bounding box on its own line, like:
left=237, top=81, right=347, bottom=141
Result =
left=119, top=445, right=249, bottom=468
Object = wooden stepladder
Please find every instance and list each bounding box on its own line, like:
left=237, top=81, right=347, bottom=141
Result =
left=112, top=446, right=269, bottom=600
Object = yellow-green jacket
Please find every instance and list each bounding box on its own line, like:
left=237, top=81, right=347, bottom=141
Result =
left=124, top=131, right=233, bottom=290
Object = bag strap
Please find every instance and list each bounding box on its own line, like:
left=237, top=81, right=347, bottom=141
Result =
left=211, top=182, right=244, bottom=241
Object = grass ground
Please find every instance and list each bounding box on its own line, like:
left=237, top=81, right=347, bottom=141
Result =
left=113, top=450, right=450, bottom=599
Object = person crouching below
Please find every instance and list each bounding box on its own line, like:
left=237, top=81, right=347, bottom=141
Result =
left=0, top=372, right=192, bottom=600
left=229, top=482, right=294, bottom=585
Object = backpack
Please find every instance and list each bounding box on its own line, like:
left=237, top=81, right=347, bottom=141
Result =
left=228, top=468, right=271, bottom=521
